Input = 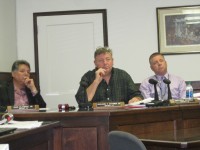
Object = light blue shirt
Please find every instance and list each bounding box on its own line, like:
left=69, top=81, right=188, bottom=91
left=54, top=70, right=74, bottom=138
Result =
left=139, top=73, right=186, bottom=100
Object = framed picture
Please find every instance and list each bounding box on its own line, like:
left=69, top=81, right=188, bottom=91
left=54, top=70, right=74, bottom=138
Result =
left=157, top=5, right=200, bottom=54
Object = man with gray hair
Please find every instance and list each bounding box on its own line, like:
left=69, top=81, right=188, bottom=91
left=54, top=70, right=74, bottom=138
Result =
left=75, top=46, right=143, bottom=105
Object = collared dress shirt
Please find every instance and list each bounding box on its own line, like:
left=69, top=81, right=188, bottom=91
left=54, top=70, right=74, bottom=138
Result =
left=139, top=73, right=186, bottom=100
left=75, top=68, right=143, bottom=104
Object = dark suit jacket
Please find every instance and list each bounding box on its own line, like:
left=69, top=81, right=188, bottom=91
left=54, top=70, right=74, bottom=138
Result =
left=0, top=78, right=46, bottom=108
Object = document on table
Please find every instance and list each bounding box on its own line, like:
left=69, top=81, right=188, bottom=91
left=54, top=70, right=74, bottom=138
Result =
left=129, top=98, right=154, bottom=105
left=125, top=104, right=146, bottom=108
left=194, top=93, right=200, bottom=98
left=125, top=98, right=154, bottom=108
left=0, top=120, right=43, bottom=129
left=0, top=144, right=9, bottom=150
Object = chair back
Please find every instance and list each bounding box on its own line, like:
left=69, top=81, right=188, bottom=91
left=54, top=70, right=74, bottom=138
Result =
left=108, top=131, right=147, bottom=150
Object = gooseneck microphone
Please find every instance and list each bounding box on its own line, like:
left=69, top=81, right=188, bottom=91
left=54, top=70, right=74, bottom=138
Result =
left=163, top=78, right=172, bottom=100
left=149, top=79, right=159, bottom=101
left=163, top=78, right=171, bottom=84
left=149, top=78, right=158, bottom=85
left=78, top=78, right=93, bottom=111
left=80, top=81, right=88, bottom=91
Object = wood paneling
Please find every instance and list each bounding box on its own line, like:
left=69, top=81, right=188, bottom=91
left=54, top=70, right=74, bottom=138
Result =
left=63, top=128, right=97, bottom=150
left=12, top=104, right=200, bottom=150
left=0, top=122, right=59, bottom=150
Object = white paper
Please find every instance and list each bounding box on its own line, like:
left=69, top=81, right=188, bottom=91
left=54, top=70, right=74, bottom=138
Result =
left=128, top=98, right=154, bottom=105
left=193, top=93, right=200, bottom=98
left=0, top=120, right=43, bottom=129
left=0, top=144, right=9, bottom=150
left=0, top=119, right=8, bottom=125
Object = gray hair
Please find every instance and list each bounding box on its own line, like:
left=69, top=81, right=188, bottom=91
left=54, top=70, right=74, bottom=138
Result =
left=11, top=60, right=30, bottom=72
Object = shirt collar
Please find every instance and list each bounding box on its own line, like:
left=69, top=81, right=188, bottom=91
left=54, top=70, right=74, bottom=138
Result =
left=156, top=73, right=169, bottom=80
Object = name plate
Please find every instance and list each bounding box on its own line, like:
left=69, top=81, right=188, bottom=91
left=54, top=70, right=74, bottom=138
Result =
left=7, top=105, right=39, bottom=112
left=93, top=101, right=125, bottom=109
left=169, top=99, right=199, bottom=105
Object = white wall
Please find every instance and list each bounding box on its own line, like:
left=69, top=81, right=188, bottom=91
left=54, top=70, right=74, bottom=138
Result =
left=15, top=0, right=200, bottom=107
left=0, top=0, right=17, bottom=72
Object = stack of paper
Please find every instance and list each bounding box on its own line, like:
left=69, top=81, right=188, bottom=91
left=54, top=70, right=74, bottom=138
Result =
left=0, top=144, right=9, bottom=150
left=194, top=93, right=200, bottom=98
left=125, top=98, right=154, bottom=108
left=0, top=120, right=43, bottom=129
left=130, top=98, right=154, bottom=105
left=125, top=104, right=146, bottom=108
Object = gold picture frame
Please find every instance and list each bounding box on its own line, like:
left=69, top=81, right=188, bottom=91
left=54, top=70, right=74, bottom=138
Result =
left=157, top=5, right=200, bottom=54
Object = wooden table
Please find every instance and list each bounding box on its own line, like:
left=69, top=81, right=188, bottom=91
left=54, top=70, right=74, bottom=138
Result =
left=12, top=104, right=200, bottom=150
left=140, top=127, right=200, bottom=150
left=0, top=121, right=60, bottom=150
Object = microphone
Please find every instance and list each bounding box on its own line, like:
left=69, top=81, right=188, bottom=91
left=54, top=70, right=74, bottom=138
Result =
left=80, top=80, right=88, bottom=88
left=149, top=78, right=158, bottom=84
left=163, top=78, right=171, bottom=84
left=163, top=78, right=172, bottom=100
left=149, top=78, right=159, bottom=101
left=78, top=77, right=93, bottom=111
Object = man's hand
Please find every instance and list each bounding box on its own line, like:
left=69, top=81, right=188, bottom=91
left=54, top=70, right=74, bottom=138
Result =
left=95, top=68, right=106, bottom=83
left=128, top=97, right=142, bottom=104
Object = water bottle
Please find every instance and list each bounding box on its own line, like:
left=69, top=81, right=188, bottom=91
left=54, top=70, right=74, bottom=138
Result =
left=186, top=82, right=193, bottom=101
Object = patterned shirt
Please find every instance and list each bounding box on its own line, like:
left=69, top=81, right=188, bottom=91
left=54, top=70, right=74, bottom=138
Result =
left=14, top=86, right=29, bottom=106
left=139, top=73, right=186, bottom=100
left=75, top=68, right=143, bottom=104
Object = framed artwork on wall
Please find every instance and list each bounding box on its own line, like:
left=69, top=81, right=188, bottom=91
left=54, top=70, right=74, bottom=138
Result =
left=157, top=5, right=200, bottom=54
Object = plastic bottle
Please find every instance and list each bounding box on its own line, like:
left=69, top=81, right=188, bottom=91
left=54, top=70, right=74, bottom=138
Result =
left=186, top=82, right=193, bottom=101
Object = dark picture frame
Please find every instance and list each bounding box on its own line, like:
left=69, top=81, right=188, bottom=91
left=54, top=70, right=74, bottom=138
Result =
left=33, top=9, right=108, bottom=88
left=157, top=5, right=200, bottom=54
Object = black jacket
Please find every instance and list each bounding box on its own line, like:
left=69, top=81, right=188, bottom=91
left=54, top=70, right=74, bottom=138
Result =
left=0, top=78, right=46, bottom=108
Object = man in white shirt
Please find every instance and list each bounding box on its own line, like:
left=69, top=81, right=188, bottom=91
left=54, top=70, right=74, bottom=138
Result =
left=140, top=52, right=186, bottom=100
